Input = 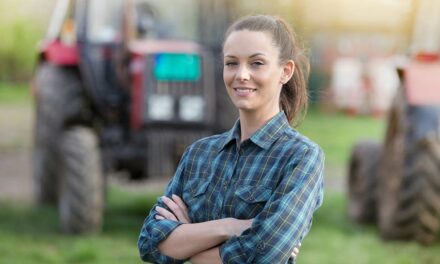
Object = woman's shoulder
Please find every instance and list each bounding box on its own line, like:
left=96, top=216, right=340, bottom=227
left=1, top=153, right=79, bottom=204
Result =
left=280, top=127, right=324, bottom=159
left=185, top=131, right=230, bottom=154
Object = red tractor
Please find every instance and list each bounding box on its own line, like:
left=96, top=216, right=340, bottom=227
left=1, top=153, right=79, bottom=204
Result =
left=348, top=0, right=440, bottom=244
left=32, top=0, right=235, bottom=233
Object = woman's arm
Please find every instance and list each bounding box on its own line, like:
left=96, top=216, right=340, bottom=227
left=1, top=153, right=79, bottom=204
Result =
left=189, top=246, right=222, bottom=264
left=156, top=195, right=252, bottom=260
left=158, top=218, right=248, bottom=260
left=157, top=194, right=302, bottom=262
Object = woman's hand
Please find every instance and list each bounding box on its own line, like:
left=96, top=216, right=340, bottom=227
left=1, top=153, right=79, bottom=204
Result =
left=291, top=242, right=301, bottom=258
left=155, top=194, right=191, bottom=223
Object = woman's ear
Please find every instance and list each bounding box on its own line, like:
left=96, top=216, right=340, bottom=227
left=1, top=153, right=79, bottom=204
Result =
left=281, top=60, right=295, bottom=84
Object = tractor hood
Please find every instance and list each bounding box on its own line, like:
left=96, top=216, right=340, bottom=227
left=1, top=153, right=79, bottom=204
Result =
left=128, top=39, right=202, bottom=55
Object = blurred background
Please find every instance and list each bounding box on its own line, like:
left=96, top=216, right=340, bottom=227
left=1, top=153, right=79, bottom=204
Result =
left=1, top=0, right=440, bottom=263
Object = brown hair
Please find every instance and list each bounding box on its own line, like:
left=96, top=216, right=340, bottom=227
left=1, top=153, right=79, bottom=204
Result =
left=223, top=15, right=310, bottom=126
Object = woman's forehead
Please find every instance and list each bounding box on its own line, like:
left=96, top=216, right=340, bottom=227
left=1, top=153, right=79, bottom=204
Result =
left=223, top=30, right=278, bottom=57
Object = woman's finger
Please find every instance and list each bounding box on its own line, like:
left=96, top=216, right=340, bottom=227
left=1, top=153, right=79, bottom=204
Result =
left=291, top=247, right=299, bottom=258
left=171, top=194, right=191, bottom=223
left=161, top=196, right=188, bottom=223
left=155, top=215, right=165, bottom=220
left=172, top=194, right=188, bottom=211
left=155, top=206, right=178, bottom=221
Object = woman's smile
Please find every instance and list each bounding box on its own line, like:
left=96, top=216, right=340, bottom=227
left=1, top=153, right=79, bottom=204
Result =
left=233, top=87, right=257, bottom=97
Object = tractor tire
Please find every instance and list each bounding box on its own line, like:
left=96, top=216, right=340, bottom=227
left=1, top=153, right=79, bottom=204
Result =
left=58, top=127, right=104, bottom=234
left=33, top=63, right=84, bottom=204
left=411, top=135, right=440, bottom=244
left=379, top=134, right=440, bottom=245
left=377, top=85, right=440, bottom=245
left=377, top=87, right=408, bottom=240
left=348, top=140, right=381, bottom=224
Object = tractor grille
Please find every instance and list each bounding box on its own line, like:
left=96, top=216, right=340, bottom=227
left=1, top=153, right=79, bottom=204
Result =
left=142, top=52, right=215, bottom=125
left=144, top=54, right=206, bottom=97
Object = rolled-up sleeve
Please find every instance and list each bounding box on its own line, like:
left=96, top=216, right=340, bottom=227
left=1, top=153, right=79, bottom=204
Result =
left=219, top=145, right=324, bottom=264
left=137, top=148, right=190, bottom=263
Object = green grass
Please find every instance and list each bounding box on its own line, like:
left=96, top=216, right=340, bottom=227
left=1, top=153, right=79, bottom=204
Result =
left=299, top=107, right=386, bottom=168
left=0, top=186, right=158, bottom=264
left=1, top=189, right=439, bottom=264
left=0, top=82, right=32, bottom=105
left=301, top=193, right=440, bottom=264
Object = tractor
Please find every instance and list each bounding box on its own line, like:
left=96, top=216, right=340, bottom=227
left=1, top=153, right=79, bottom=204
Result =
left=347, top=0, right=440, bottom=245
left=32, top=0, right=236, bottom=233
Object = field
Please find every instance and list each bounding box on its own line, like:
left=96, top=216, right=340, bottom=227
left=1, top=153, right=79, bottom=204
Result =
left=0, top=84, right=439, bottom=264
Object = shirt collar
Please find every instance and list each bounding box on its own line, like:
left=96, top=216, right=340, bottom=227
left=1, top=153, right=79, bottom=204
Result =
left=218, top=118, right=242, bottom=152
left=219, top=111, right=290, bottom=152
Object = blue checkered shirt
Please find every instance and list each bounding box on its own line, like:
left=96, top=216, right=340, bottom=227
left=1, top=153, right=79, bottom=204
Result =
left=138, top=111, right=324, bottom=264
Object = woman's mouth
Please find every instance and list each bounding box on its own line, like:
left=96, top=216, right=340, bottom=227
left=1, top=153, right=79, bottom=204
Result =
left=233, top=87, right=257, bottom=96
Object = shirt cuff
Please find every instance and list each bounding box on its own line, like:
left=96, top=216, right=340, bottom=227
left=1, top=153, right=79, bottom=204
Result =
left=150, top=219, right=183, bottom=246
left=139, top=218, right=184, bottom=263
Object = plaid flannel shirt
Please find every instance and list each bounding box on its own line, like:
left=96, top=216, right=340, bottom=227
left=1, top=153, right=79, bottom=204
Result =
left=138, top=111, right=324, bottom=264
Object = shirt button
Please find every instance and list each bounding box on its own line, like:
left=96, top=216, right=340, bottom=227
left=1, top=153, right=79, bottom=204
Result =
left=256, top=242, right=265, bottom=250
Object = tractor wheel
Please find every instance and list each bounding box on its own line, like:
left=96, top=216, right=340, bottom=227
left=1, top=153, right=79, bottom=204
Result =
left=379, top=134, right=440, bottom=244
left=347, top=140, right=381, bottom=224
left=411, top=135, right=440, bottom=244
left=377, top=84, right=440, bottom=245
left=376, top=87, right=408, bottom=240
left=58, top=127, right=104, bottom=234
left=33, top=63, right=84, bottom=204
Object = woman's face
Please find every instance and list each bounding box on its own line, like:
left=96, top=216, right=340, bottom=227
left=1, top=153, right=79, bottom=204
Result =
left=223, top=30, right=291, bottom=116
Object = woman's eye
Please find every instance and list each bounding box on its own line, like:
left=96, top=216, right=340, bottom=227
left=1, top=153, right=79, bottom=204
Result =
left=225, top=61, right=238, bottom=67
left=251, top=61, right=264, bottom=66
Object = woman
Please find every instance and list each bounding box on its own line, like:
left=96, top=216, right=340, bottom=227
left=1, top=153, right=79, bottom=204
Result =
left=138, top=15, right=324, bottom=264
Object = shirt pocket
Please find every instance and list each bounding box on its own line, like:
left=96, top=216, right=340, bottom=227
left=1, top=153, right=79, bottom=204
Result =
left=234, top=185, right=272, bottom=218
left=183, top=173, right=213, bottom=222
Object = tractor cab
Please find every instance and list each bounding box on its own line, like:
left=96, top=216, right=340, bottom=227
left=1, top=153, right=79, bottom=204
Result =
left=33, top=0, right=219, bottom=233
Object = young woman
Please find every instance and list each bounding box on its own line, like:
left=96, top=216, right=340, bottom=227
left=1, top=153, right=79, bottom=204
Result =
left=138, top=15, right=324, bottom=264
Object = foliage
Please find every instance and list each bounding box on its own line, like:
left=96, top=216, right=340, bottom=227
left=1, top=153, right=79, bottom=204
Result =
left=0, top=19, right=43, bottom=82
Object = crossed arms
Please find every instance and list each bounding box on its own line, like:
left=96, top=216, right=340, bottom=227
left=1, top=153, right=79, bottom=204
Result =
left=138, top=146, right=324, bottom=264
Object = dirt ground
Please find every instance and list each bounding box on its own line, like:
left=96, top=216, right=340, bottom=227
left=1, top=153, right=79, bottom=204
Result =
left=0, top=104, right=344, bottom=203
left=0, top=105, right=34, bottom=202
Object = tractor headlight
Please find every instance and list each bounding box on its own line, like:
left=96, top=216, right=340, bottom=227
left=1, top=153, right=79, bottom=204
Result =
left=148, top=95, right=174, bottom=121
left=179, top=96, right=205, bottom=122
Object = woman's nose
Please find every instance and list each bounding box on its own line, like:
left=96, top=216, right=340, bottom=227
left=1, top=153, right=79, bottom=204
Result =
left=236, top=65, right=250, bottom=82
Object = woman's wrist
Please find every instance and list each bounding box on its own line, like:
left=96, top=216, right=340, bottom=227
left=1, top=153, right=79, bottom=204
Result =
left=219, top=218, right=253, bottom=239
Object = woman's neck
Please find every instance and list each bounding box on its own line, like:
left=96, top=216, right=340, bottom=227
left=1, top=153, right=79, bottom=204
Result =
left=239, top=108, right=280, bottom=142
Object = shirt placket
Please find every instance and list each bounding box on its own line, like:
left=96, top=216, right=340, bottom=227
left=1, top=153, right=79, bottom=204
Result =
left=220, top=143, right=244, bottom=218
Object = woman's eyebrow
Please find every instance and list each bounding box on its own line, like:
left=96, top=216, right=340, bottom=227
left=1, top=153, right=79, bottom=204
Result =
left=224, top=53, right=266, bottom=58
left=249, top=53, right=266, bottom=58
